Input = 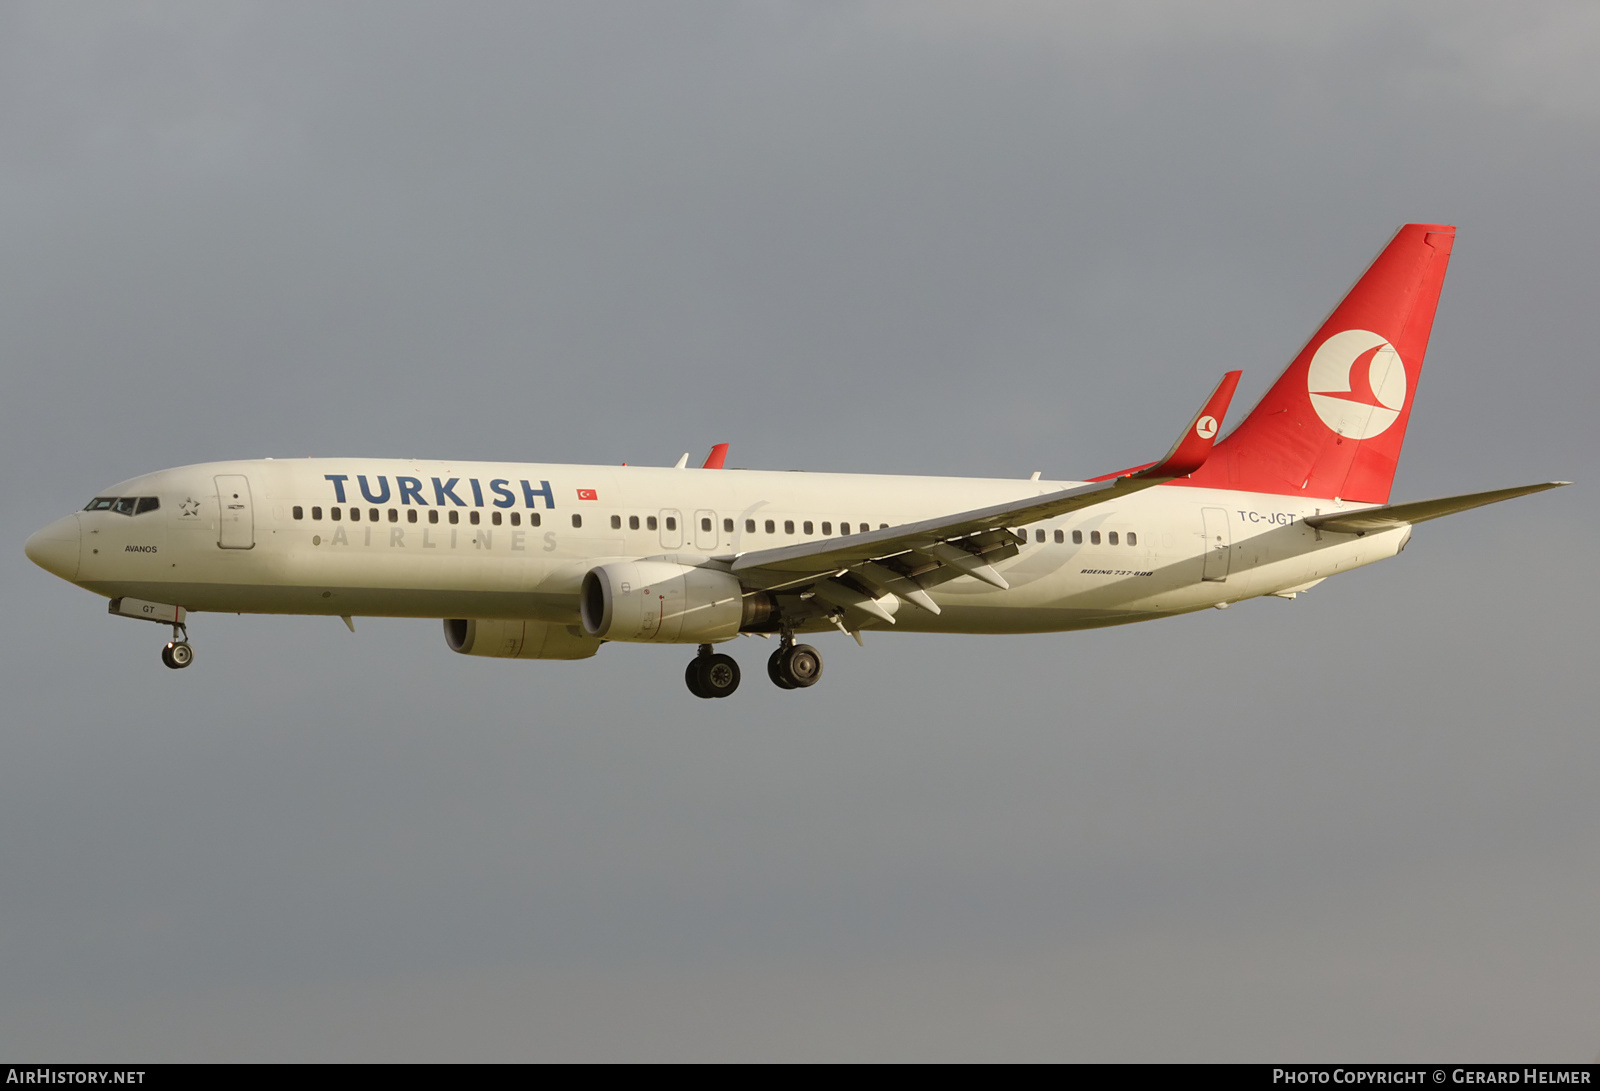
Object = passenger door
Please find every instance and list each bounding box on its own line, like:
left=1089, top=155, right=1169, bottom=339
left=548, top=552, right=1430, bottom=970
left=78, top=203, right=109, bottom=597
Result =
left=1201, top=507, right=1229, bottom=581
left=215, top=474, right=255, bottom=549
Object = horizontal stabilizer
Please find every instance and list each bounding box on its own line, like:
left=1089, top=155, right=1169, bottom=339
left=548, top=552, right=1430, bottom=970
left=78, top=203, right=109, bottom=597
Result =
left=1303, top=481, right=1569, bottom=534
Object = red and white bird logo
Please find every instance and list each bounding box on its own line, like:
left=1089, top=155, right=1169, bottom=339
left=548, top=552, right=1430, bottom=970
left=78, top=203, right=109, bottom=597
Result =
left=1306, top=329, right=1407, bottom=440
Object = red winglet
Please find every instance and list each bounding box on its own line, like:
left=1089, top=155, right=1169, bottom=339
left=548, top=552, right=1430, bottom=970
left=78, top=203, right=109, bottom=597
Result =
left=702, top=443, right=729, bottom=469
left=1130, top=370, right=1242, bottom=480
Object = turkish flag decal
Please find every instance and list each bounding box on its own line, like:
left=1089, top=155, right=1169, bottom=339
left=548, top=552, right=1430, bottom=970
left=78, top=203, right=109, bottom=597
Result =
left=576, top=488, right=598, bottom=501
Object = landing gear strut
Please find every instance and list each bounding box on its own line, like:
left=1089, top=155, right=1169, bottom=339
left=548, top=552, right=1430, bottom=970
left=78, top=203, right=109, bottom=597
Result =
left=686, top=644, right=741, bottom=698
left=767, top=635, right=822, bottom=690
left=160, top=622, right=194, bottom=670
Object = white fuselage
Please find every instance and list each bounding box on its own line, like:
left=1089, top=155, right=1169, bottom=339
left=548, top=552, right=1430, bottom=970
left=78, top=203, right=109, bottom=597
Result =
left=39, top=458, right=1404, bottom=637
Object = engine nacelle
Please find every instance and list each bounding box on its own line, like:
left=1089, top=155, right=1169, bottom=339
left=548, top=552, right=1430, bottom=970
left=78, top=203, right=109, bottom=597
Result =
left=581, top=560, right=770, bottom=643
left=444, top=618, right=602, bottom=660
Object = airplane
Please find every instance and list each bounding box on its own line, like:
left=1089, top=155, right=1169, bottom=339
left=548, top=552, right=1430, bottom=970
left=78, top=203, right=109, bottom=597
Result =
left=24, top=223, right=1567, bottom=697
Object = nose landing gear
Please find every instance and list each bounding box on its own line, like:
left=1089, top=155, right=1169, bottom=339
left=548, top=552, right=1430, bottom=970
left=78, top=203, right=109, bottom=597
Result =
left=686, top=644, right=741, bottom=698
left=160, top=622, right=194, bottom=670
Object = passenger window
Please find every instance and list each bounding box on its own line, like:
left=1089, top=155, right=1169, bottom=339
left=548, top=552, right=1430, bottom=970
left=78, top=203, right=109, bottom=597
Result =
left=293, top=506, right=304, bottom=520
left=408, top=509, right=418, bottom=524
left=312, top=507, right=323, bottom=521
left=389, top=509, right=399, bottom=523
left=665, top=516, right=676, bottom=531
left=647, top=515, right=657, bottom=530
left=611, top=515, right=622, bottom=530
left=839, top=523, right=850, bottom=535
left=1090, top=530, right=1100, bottom=545
left=880, top=524, right=888, bottom=530
left=822, top=522, right=832, bottom=535
left=469, top=511, right=480, bottom=525
left=448, top=510, right=459, bottom=525
left=369, top=508, right=379, bottom=522
left=530, top=513, right=541, bottom=527
left=784, top=520, right=795, bottom=534
left=572, top=514, right=583, bottom=528
left=1128, top=532, right=1137, bottom=546
left=803, top=521, right=813, bottom=535
left=629, top=515, right=640, bottom=530
left=331, top=507, right=342, bottom=522
left=745, top=519, right=755, bottom=533
left=765, top=519, right=775, bottom=534
left=510, top=512, right=520, bottom=526
left=701, top=517, right=712, bottom=532
left=723, top=518, right=734, bottom=533
left=427, top=510, right=438, bottom=524
left=1108, top=531, right=1118, bottom=545
left=1035, top=529, right=1045, bottom=543
left=1054, top=529, right=1064, bottom=543
left=492, top=511, right=502, bottom=526
left=135, top=497, right=160, bottom=514
left=350, top=508, right=360, bottom=522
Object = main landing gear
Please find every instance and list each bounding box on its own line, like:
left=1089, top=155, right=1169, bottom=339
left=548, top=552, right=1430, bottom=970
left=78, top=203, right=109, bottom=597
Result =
left=682, top=636, right=825, bottom=698
left=767, top=639, right=822, bottom=690
left=686, top=644, right=741, bottom=698
left=160, top=622, right=194, bottom=670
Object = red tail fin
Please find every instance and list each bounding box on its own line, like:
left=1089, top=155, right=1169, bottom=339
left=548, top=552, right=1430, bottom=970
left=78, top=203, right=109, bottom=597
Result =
left=1184, top=224, right=1455, bottom=503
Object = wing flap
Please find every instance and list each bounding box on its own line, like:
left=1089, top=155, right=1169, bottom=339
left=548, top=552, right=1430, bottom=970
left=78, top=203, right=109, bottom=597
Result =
left=1303, top=481, right=1569, bottom=534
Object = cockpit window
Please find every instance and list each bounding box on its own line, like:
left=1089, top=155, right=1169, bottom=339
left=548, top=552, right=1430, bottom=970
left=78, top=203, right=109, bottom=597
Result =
left=84, top=496, right=161, bottom=515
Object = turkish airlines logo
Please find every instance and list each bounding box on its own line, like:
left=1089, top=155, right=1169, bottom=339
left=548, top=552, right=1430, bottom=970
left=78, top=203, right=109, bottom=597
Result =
left=1195, top=415, right=1218, bottom=439
left=1306, top=329, right=1407, bottom=440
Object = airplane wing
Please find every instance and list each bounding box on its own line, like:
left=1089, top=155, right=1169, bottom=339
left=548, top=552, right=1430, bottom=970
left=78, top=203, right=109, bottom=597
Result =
left=727, top=372, right=1242, bottom=622
left=1303, top=481, right=1570, bottom=535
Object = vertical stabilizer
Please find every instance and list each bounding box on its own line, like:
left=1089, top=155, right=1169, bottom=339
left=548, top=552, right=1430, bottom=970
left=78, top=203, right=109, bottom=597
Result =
left=1185, top=224, right=1455, bottom=503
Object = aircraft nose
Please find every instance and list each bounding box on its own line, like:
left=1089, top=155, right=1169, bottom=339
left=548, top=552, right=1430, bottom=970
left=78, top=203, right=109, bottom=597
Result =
left=25, top=514, right=81, bottom=582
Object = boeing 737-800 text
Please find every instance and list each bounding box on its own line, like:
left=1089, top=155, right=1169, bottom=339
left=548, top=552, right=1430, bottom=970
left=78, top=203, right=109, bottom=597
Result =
left=25, top=224, right=1567, bottom=696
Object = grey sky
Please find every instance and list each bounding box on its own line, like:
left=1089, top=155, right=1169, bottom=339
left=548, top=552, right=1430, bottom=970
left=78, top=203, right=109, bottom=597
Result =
left=3, top=1, right=1596, bottom=1060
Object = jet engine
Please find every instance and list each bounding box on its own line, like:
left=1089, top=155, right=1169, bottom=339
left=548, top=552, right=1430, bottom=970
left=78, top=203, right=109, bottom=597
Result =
left=580, top=560, right=774, bottom=643
left=444, top=618, right=601, bottom=660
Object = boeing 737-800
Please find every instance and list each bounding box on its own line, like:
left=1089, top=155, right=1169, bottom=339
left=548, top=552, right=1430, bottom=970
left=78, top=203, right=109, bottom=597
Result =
left=24, top=224, right=1566, bottom=697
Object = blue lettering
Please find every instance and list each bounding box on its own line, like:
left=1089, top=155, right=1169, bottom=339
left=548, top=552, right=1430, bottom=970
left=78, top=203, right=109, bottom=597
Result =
left=358, top=475, right=391, bottom=504
left=433, top=478, right=465, bottom=506
left=470, top=478, right=484, bottom=506
left=489, top=479, right=515, bottom=508
left=397, top=477, right=425, bottom=505
left=521, top=479, right=555, bottom=509
left=325, top=474, right=350, bottom=503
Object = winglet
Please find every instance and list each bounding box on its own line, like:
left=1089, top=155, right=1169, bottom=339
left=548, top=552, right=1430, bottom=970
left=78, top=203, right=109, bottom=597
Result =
left=702, top=443, right=729, bottom=469
left=1130, top=370, right=1242, bottom=480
